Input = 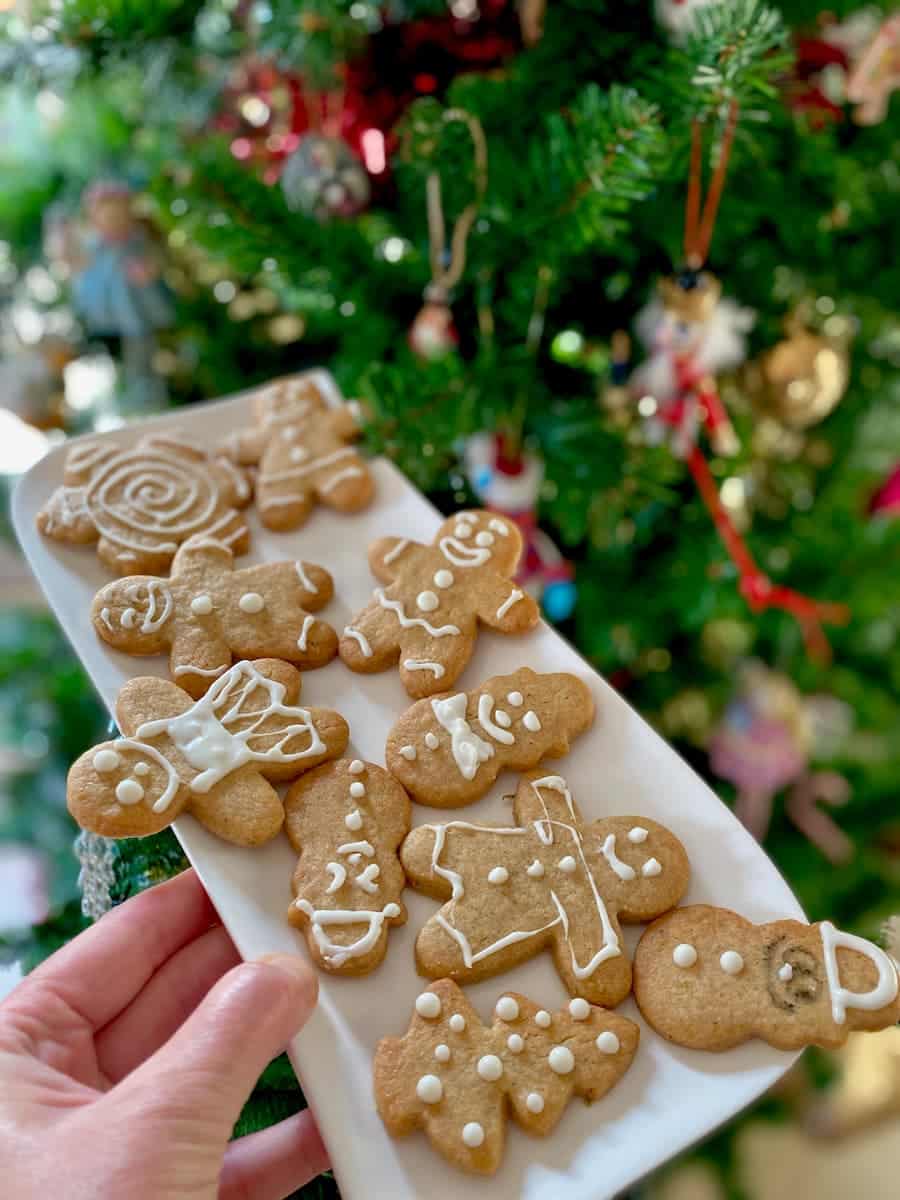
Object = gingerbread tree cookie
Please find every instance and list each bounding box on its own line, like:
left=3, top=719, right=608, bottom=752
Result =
left=221, top=374, right=373, bottom=530
left=285, top=759, right=410, bottom=975
left=374, top=978, right=639, bottom=1175
left=91, top=536, right=337, bottom=698
left=401, top=772, right=689, bottom=1004
left=633, top=904, right=900, bottom=1051
left=37, top=433, right=251, bottom=576
left=67, top=659, right=349, bottom=844
left=340, top=510, right=540, bottom=699
left=386, top=668, right=594, bottom=807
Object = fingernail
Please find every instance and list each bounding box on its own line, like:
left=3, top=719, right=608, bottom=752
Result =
left=256, top=952, right=313, bottom=983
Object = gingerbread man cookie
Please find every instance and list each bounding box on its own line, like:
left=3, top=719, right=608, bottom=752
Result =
left=221, top=374, right=373, bottom=530
left=633, top=905, right=900, bottom=1051
left=386, top=668, right=594, bottom=807
left=401, top=772, right=689, bottom=1004
left=67, top=659, right=349, bottom=844
left=340, top=510, right=540, bottom=698
left=285, top=759, right=410, bottom=975
left=374, top=978, right=639, bottom=1175
left=37, top=433, right=251, bottom=576
left=91, top=537, right=337, bottom=698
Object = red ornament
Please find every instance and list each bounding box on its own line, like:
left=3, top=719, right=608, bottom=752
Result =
left=869, top=465, right=900, bottom=516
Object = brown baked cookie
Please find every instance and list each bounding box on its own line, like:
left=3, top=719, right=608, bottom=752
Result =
left=91, top=536, right=337, bottom=698
left=385, top=668, right=594, bottom=807
left=220, top=374, right=373, bottom=530
left=67, top=659, right=348, bottom=844
left=633, top=904, right=900, bottom=1051
left=285, top=759, right=409, bottom=975
left=374, top=978, right=639, bottom=1175
left=37, top=433, right=251, bottom=576
left=401, top=771, right=689, bottom=1004
left=339, top=510, right=540, bottom=699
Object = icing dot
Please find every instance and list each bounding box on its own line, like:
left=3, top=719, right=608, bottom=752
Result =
left=417, top=1075, right=443, bottom=1105
left=449, top=1014, right=466, bottom=1033
left=558, top=855, right=577, bottom=874
left=642, top=857, right=662, bottom=877
left=673, top=943, right=698, bottom=968
left=348, top=760, right=365, bottom=774
left=778, top=963, right=794, bottom=982
left=289, top=446, right=308, bottom=462
left=344, top=810, right=363, bottom=831
left=190, top=594, right=213, bottom=616
left=569, top=998, right=590, bottom=1021
left=523, top=711, right=542, bottom=732
left=535, top=1010, right=551, bottom=1029
left=425, top=732, right=439, bottom=750
left=627, top=826, right=648, bottom=844
left=349, top=781, right=366, bottom=798
left=477, top=1054, right=503, bottom=1082
left=507, top=691, right=523, bottom=706
left=549, top=1045, right=575, bottom=1075
left=434, top=570, right=454, bottom=589
left=434, top=1044, right=451, bottom=1062
left=507, top=1034, right=524, bottom=1053
left=115, top=779, right=144, bottom=806
left=399, top=745, right=417, bottom=760
left=384, top=903, right=401, bottom=918
left=526, top=1092, right=544, bottom=1114
left=416, top=992, right=442, bottom=1019
left=348, top=853, right=362, bottom=865
left=417, top=590, right=439, bottom=612
left=487, top=866, right=509, bottom=885
left=494, top=709, right=512, bottom=728
left=595, top=1032, right=620, bottom=1054
left=475, top=531, right=495, bottom=547
left=238, top=592, right=265, bottom=614
left=133, top=762, right=150, bottom=776
left=454, top=522, right=473, bottom=539
left=526, top=859, right=545, bottom=879
left=720, top=950, right=744, bottom=975
left=462, top=1122, right=484, bottom=1149
left=92, top=749, right=120, bottom=773
left=495, top=996, right=519, bottom=1022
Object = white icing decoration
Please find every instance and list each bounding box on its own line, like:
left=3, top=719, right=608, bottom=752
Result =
left=120, top=608, right=137, bottom=629
left=488, top=866, right=509, bottom=885
left=449, top=1014, right=466, bottom=1032
left=477, top=694, right=516, bottom=745
left=778, top=963, right=794, bottom=982
left=477, top=1054, right=503, bottom=1081
left=416, top=1075, right=443, bottom=1104
left=348, top=853, right=362, bottom=865
left=569, top=998, right=590, bottom=1020
left=642, top=857, right=662, bottom=877
left=296, top=614, right=315, bottom=652
left=507, top=1033, right=524, bottom=1053
left=820, top=920, right=899, bottom=1025
left=495, top=996, right=519, bottom=1021
left=673, top=943, right=697, bottom=968
left=434, top=570, right=454, bottom=588
left=558, top=855, right=577, bottom=873
left=535, top=1010, right=551, bottom=1028
left=345, top=809, right=363, bottom=831
left=354, top=864, right=380, bottom=894
left=266, top=446, right=355, bottom=484
left=191, top=594, right=213, bottom=616
left=289, top=446, right=308, bottom=463
left=431, top=694, right=493, bottom=779
left=494, top=709, right=512, bottom=728
left=595, top=1031, right=619, bottom=1054
left=488, top=518, right=509, bottom=536
left=375, top=589, right=460, bottom=638
left=462, top=1123, right=484, bottom=1149
left=325, top=862, right=346, bottom=894
left=454, top=522, right=473, bottom=538
left=439, top=536, right=491, bottom=568
left=126, top=580, right=173, bottom=633
left=294, top=561, right=319, bottom=594
left=506, top=691, right=524, bottom=706
left=135, top=662, right=325, bottom=794
left=526, top=859, right=545, bottom=878
left=600, top=834, right=637, bottom=881
left=720, top=950, right=744, bottom=975
left=549, top=1045, right=574, bottom=1075
left=338, top=840, right=374, bottom=857
left=399, top=745, right=417, bottom=760
left=496, top=588, right=524, bottom=620
left=416, top=590, right=439, bottom=612
left=522, top=711, right=542, bottom=732
left=115, top=779, right=144, bottom=806
left=434, top=1044, right=451, bottom=1062
left=403, top=659, right=445, bottom=679
left=293, top=900, right=400, bottom=967
left=416, top=992, right=442, bottom=1019
left=627, top=826, right=648, bottom=844
left=475, top=530, right=494, bottom=547
left=173, top=664, right=227, bottom=679
left=318, top=466, right=364, bottom=494
left=349, top=760, right=365, bottom=774
left=350, top=781, right=366, bottom=798
left=343, top=625, right=373, bottom=657
left=526, top=1092, right=544, bottom=1114
left=382, top=538, right=410, bottom=565
left=98, top=607, right=115, bottom=632
left=424, top=731, right=439, bottom=750
left=133, top=762, right=150, bottom=776
left=93, top=749, right=120, bottom=773
left=239, top=592, right=265, bottom=614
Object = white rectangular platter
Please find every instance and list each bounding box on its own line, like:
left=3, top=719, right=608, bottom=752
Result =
left=13, top=371, right=805, bottom=1200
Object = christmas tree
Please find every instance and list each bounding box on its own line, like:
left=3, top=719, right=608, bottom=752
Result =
left=2, top=0, right=899, bottom=1194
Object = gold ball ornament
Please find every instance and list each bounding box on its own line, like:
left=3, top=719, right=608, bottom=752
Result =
left=749, top=326, right=849, bottom=430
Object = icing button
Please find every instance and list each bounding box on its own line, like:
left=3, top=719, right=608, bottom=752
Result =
left=416, top=1074, right=443, bottom=1104
left=434, top=1043, right=451, bottom=1062
left=595, top=1031, right=620, bottom=1054
left=115, top=779, right=144, bottom=806
left=526, top=1092, right=544, bottom=1114
left=476, top=1054, right=503, bottom=1082
left=673, top=943, right=698, bottom=968
left=190, top=594, right=213, bottom=616
left=462, top=1122, right=484, bottom=1148
left=558, top=855, right=577, bottom=874
left=487, top=866, right=509, bottom=885
left=238, top=592, right=265, bottom=614
left=415, top=992, right=442, bottom=1019
left=507, top=1034, right=524, bottom=1053
left=495, top=996, right=519, bottom=1022
left=534, top=1010, right=551, bottom=1028
left=548, top=1045, right=575, bottom=1075
left=568, top=998, right=590, bottom=1021
left=416, top=591, right=439, bottom=612
left=720, top=950, right=744, bottom=975
left=449, top=1013, right=466, bottom=1033
left=92, top=749, right=120, bottom=773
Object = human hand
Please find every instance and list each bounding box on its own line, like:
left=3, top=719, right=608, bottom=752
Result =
left=0, top=868, right=328, bottom=1199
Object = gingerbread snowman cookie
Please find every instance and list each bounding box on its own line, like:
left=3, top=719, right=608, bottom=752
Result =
left=374, top=979, right=639, bottom=1174
left=401, top=772, right=690, bottom=1004
left=221, top=374, right=373, bottom=530
left=340, top=510, right=540, bottom=699
left=91, top=536, right=337, bottom=697
left=67, top=659, right=349, bottom=844
left=285, top=759, right=410, bottom=975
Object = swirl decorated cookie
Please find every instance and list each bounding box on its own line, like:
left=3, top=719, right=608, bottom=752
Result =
left=36, top=432, right=251, bottom=576
left=91, top=536, right=337, bottom=698
left=67, top=659, right=349, bottom=844
left=400, top=771, right=690, bottom=1004
left=374, top=979, right=639, bottom=1175
left=633, top=905, right=900, bottom=1051
left=339, top=510, right=540, bottom=699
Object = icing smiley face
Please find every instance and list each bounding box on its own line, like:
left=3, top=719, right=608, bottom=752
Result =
left=433, top=511, right=522, bottom=577
left=93, top=579, right=175, bottom=649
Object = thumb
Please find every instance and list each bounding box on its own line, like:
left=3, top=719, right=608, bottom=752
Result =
left=119, top=953, right=317, bottom=1142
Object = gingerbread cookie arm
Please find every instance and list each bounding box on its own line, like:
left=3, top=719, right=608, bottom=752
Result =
left=36, top=487, right=98, bottom=545
left=220, top=425, right=270, bottom=467
left=339, top=599, right=403, bottom=673
left=187, top=764, right=284, bottom=845
left=367, top=536, right=424, bottom=583
left=168, top=626, right=233, bottom=699
left=474, top=575, right=540, bottom=635
left=325, top=402, right=362, bottom=441
left=254, top=439, right=318, bottom=531
left=171, top=535, right=234, bottom=575
left=312, top=448, right=373, bottom=513
left=209, top=456, right=252, bottom=508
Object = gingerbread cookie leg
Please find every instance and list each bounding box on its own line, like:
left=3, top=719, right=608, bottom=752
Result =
left=169, top=626, right=233, bottom=699
left=340, top=600, right=402, bottom=673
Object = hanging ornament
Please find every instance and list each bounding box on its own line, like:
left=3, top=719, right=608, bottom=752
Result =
left=281, top=131, right=371, bottom=219
left=708, top=660, right=854, bottom=863
left=408, top=294, right=459, bottom=359
left=464, top=431, right=577, bottom=622
left=846, top=12, right=900, bottom=125
left=869, top=464, right=900, bottom=517
left=745, top=309, right=850, bottom=430
left=654, top=0, right=718, bottom=42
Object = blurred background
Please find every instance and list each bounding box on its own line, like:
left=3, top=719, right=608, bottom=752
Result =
left=1, top=1, right=899, bottom=1196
